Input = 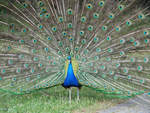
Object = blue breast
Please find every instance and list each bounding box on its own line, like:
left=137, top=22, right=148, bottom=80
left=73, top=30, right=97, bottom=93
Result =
left=62, top=62, right=80, bottom=88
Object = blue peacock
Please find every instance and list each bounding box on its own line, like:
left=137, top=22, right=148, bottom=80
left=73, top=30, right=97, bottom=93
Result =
left=0, top=0, right=150, bottom=103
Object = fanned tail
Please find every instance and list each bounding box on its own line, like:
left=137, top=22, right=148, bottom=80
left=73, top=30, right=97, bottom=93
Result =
left=0, top=0, right=150, bottom=98
left=75, top=0, right=150, bottom=98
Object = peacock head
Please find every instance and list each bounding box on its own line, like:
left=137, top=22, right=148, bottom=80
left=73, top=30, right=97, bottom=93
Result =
left=67, top=56, right=71, bottom=61
left=67, top=56, right=72, bottom=63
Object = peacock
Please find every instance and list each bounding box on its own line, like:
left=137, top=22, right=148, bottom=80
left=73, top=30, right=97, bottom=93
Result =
left=0, top=0, right=150, bottom=103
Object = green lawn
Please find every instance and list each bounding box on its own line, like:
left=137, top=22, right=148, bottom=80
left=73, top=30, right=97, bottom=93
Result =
left=0, top=86, right=123, bottom=113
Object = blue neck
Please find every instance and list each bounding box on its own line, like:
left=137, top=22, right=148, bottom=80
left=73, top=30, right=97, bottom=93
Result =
left=62, top=62, right=80, bottom=88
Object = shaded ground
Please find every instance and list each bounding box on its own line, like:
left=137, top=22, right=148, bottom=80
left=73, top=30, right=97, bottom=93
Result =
left=98, top=94, right=150, bottom=113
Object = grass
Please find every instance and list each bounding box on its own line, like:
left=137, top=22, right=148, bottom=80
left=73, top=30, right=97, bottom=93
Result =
left=0, top=86, right=123, bottom=113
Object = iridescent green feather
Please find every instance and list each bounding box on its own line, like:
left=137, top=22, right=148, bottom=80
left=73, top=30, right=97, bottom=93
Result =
left=0, top=0, right=150, bottom=98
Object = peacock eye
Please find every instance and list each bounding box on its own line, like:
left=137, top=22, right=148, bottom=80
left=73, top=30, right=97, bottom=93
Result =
left=109, top=13, right=114, bottom=19
left=47, top=56, right=51, bottom=60
left=120, top=39, right=125, bottom=44
left=99, top=1, right=105, bottom=7
left=93, top=13, right=99, bottom=19
left=116, top=63, right=120, bottom=68
left=106, top=36, right=111, bottom=41
left=65, top=47, right=70, bottom=52
left=108, top=48, right=113, bottom=53
left=93, top=37, right=99, bottom=43
left=120, top=51, right=125, bottom=56
left=45, top=13, right=50, bottom=18
left=144, top=30, right=149, bottom=36
left=81, top=39, right=86, bottom=44
left=19, top=40, right=24, bottom=43
left=88, top=25, right=93, bottom=31
left=138, top=13, right=145, bottom=19
left=115, top=26, right=121, bottom=32
left=96, top=48, right=101, bottom=52
left=81, top=16, right=87, bottom=22
left=68, top=23, right=73, bottom=28
left=38, top=25, right=43, bottom=29
left=44, top=48, right=49, bottom=52
left=58, top=51, right=62, bottom=55
left=67, top=9, right=73, bottom=15
left=62, top=31, right=67, bottom=36
left=23, top=3, right=28, bottom=8
left=1, top=69, right=6, bottom=74
left=118, top=5, right=124, bottom=11
left=33, top=57, right=39, bottom=61
left=12, top=77, right=16, bottom=81
left=8, top=46, right=11, bottom=51
left=38, top=63, right=43, bottom=67
left=126, top=20, right=132, bottom=26
left=11, top=29, right=15, bottom=32
left=102, top=26, right=107, bottom=31
left=144, top=39, right=149, bottom=44
left=47, top=36, right=52, bottom=40
left=22, top=28, right=27, bottom=32
left=94, top=56, right=99, bottom=60
left=52, top=26, right=57, bottom=32
left=86, top=3, right=93, bottom=9
left=58, top=17, right=64, bottom=23
left=39, top=13, right=43, bottom=17
left=32, top=39, right=37, bottom=43
left=75, top=47, right=79, bottom=51
left=137, top=65, right=143, bottom=71
left=38, top=1, right=44, bottom=7
left=79, top=31, right=84, bottom=36
left=58, top=41, right=63, bottom=47
left=41, top=8, right=46, bottom=12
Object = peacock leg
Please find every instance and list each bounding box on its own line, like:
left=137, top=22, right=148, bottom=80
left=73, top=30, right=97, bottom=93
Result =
left=69, top=87, right=72, bottom=103
left=77, top=88, right=80, bottom=101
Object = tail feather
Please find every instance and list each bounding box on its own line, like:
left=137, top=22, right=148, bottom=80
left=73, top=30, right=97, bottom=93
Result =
left=0, top=0, right=150, bottom=98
